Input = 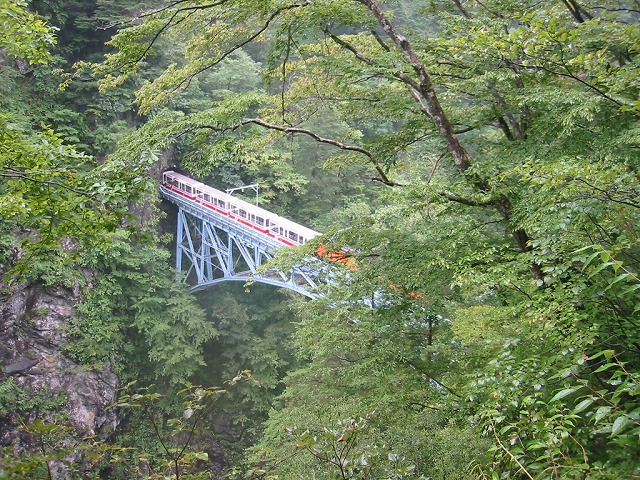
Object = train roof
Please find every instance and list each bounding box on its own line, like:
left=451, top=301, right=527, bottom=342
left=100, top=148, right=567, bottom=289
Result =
left=163, top=170, right=322, bottom=239
left=272, top=215, right=321, bottom=238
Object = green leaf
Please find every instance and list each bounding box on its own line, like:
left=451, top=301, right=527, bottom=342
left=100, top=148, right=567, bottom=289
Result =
left=549, top=387, right=578, bottom=403
left=593, top=362, right=619, bottom=374
left=611, top=415, right=632, bottom=436
left=194, top=451, right=209, bottom=461
left=572, top=397, right=594, bottom=414
left=594, top=406, right=612, bottom=423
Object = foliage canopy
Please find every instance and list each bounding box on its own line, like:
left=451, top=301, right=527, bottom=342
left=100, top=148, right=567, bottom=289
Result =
left=91, top=0, right=640, bottom=478
left=1, top=0, right=639, bottom=478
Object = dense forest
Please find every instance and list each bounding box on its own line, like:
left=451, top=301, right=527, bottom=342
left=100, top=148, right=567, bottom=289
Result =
left=1, top=0, right=639, bottom=479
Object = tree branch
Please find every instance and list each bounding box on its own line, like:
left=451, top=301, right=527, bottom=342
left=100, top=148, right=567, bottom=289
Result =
left=507, top=54, right=624, bottom=110
left=355, top=0, right=474, bottom=174
left=168, top=2, right=312, bottom=98
left=486, top=82, right=525, bottom=140
left=0, top=168, right=99, bottom=199
left=280, top=25, right=294, bottom=125
left=98, top=0, right=232, bottom=30
left=369, top=28, right=391, bottom=52
left=575, top=178, right=640, bottom=209
left=223, top=118, right=402, bottom=186
left=473, top=0, right=504, bottom=18
left=106, top=4, right=207, bottom=70
left=323, top=28, right=377, bottom=67
left=452, top=0, right=472, bottom=19
left=488, top=419, right=536, bottom=480
left=402, top=358, right=463, bottom=398
left=561, top=0, right=593, bottom=23
left=440, top=190, right=496, bottom=206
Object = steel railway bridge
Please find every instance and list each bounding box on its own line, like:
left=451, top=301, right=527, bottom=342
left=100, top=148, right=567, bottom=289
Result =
left=159, top=184, right=320, bottom=298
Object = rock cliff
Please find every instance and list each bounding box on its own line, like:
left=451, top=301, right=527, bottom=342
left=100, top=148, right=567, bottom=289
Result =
left=0, top=276, right=118, bottom=477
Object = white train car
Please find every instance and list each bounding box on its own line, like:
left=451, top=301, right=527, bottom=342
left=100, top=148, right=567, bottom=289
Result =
left=162, top=170, right=321, bottom=247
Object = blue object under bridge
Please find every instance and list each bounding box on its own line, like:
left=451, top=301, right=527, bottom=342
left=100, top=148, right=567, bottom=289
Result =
left=159, top=183, right=320, bottom=299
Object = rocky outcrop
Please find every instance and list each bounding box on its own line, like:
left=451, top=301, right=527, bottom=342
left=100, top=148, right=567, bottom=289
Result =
left=0, top=277, right=119, bottom=475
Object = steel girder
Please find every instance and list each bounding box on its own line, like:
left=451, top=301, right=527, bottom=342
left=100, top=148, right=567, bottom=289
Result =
left=162, top=186, right=318, bottom=298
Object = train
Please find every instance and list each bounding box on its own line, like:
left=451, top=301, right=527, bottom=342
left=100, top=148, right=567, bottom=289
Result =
left=161, top=170, right=321, bottom=247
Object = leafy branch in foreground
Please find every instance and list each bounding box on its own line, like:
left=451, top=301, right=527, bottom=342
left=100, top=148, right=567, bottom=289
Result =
left=109, top=374, right=252, bottom=480
left=0, top=0, right=57, bottom=65
left=0, top=113, right=156, bottom=281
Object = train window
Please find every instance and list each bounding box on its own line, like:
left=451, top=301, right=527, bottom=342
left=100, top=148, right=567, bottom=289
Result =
left=185, top=185, right=192, bottom=194
left=256, top=217, right=264, bottom=226
left=172, top=179, right=178, bottom=187
left=299, top=237, right=305, bottom=244
left=239, top=209, right=247, bottom=218
left=250, top=214, right=255, bottom=223
left=204, top=193, right=210, bottom=202
left=289, top=232, right=299, bottom=243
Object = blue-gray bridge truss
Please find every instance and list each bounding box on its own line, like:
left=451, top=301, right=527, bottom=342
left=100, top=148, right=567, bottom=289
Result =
left=160, top=185, right=319, bottom=298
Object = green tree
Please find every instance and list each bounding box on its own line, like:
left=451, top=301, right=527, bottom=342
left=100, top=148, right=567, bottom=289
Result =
left=67, top=229, right=217, bottom=385
left=92, top=1, right=640, bottom=477
left=0, top=0, right=55, bottom=65
left=1, top=3, right=228, bottom=477
left=0, top=0, right=153, bottom=275
left=0, top=111, right=159, bottom=278
left=197, top=286, right=300, bottom=420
